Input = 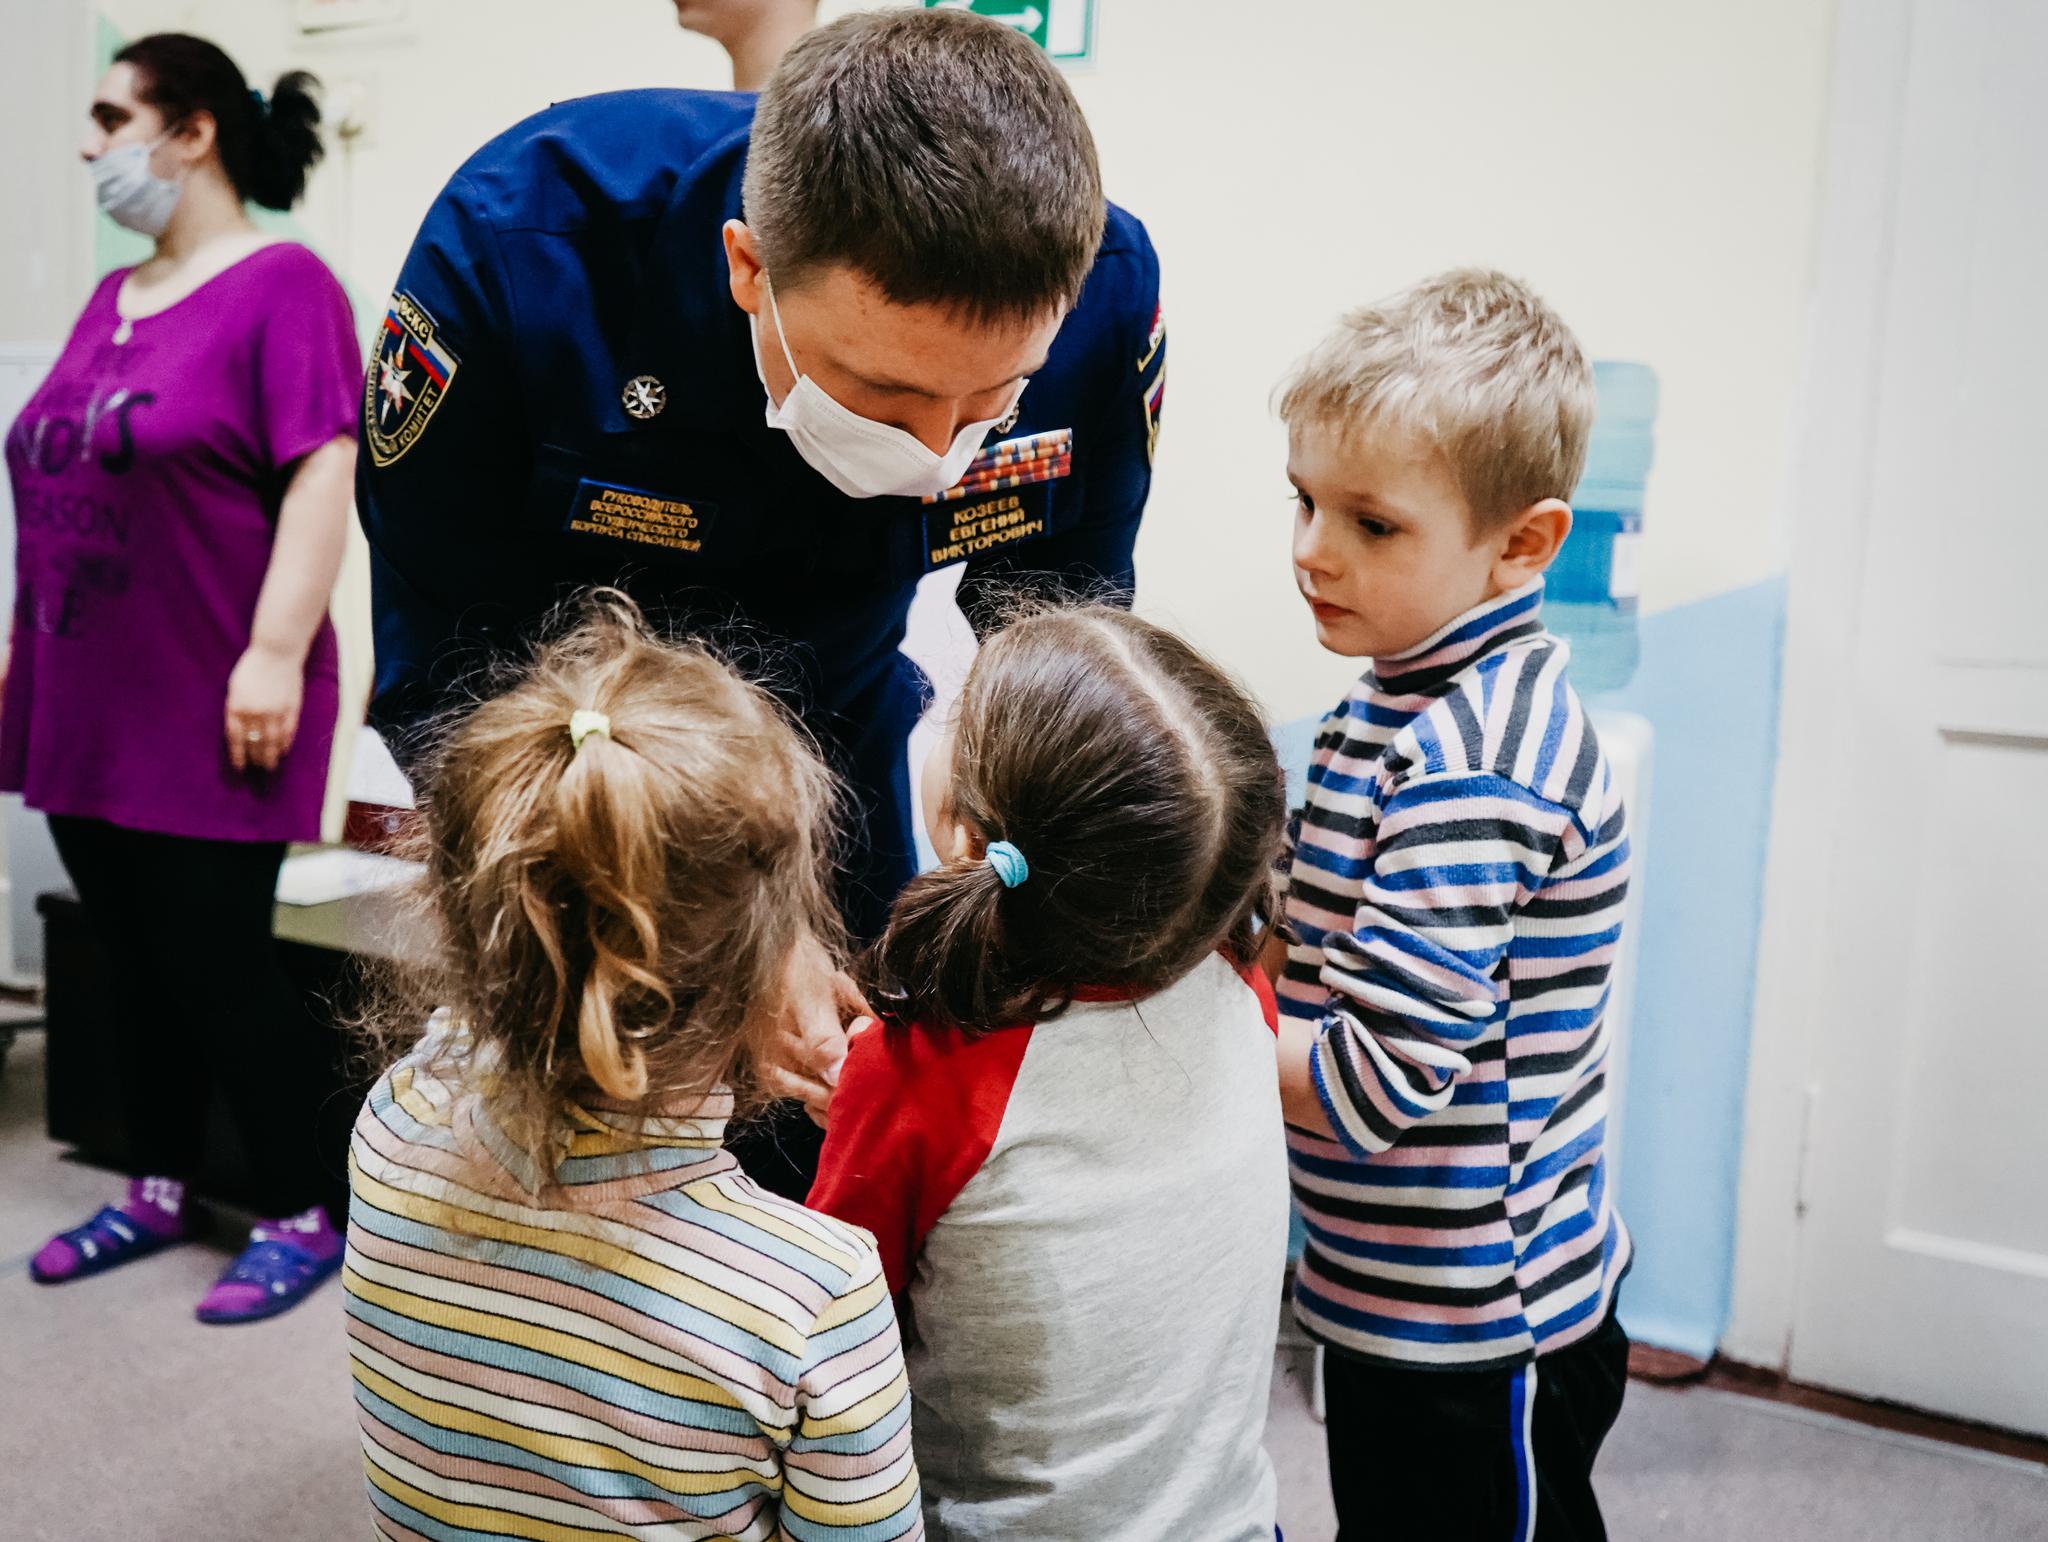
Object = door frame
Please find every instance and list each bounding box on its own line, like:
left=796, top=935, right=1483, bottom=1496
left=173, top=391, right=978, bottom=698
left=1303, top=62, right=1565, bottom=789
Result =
left=1722, top=0, right=1918, bottom=1370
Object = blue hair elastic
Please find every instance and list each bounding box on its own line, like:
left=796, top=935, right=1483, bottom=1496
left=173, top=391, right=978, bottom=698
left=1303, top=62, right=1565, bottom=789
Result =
left=249, top=87, right=267, bottom=112
left=985, top=841, right=1029, bottom=889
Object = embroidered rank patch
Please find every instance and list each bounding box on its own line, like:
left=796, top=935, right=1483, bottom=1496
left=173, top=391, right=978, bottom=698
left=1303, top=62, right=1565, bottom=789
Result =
left=365, top=293, right=459, bottom=468
left=1143, top=366, right=1166, bottom=464
left=565, top=479, right=715, bottom=556
left=922, top=485, right=1053, bottom=571
left=923, top=428, right=1074, bottom=505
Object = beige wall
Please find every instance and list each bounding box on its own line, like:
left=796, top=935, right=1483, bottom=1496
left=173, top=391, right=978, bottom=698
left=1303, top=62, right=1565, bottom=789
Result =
left=1, top=1, right=98, bottom=343
left=1075, top=0, right=1835, bottom=716
left=84, top=0, right=1835, bottom=721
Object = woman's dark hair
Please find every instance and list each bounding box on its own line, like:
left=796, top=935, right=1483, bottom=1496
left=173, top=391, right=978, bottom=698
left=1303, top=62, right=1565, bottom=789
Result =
left=114, top=34, right=323, bottom=210
left=869, top=604, right=1286, bottom=1034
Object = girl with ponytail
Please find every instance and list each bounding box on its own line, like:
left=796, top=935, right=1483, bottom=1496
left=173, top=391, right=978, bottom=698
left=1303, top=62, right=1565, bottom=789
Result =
left=344, top=593, right=920, bottom=1541
left=16, top=35, right=359, bottom=1320
left=809, top=603, right=1294, bottom=1542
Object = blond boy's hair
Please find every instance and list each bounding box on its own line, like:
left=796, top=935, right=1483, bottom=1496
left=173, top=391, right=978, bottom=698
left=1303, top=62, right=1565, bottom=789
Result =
left=1277, top=268, right=1597, bottom=527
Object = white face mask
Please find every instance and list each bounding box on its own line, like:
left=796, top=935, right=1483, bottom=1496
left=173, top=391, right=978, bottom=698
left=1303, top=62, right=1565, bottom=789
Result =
left=752, top=277, right=1024, bottom=501
left=90, top=136, right=182, bottom=238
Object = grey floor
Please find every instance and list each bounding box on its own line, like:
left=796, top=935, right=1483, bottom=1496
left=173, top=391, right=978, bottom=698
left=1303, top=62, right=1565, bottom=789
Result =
left=3, top=1030, right=2044, bottom=1542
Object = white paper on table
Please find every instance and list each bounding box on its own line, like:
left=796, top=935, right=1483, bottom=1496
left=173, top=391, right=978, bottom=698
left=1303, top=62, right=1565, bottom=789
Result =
left=347, top=724, right=416, bottom=809
left=275, top=848, right=424, bottom=907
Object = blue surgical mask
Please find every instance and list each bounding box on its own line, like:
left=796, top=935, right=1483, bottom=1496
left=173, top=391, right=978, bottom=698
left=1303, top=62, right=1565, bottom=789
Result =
left=90, top=137, right=182, bottom=237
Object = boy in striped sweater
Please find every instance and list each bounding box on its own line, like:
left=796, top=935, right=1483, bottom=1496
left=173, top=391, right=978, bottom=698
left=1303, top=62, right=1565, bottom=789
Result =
left=1270, top=270, right=1633, bottom=1541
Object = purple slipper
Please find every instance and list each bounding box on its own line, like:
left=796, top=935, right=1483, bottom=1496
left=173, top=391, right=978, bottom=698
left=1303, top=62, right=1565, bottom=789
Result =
left=195, top=1209, right=343, bottom=1324
left=30, top=1204, right=187, bottom=1283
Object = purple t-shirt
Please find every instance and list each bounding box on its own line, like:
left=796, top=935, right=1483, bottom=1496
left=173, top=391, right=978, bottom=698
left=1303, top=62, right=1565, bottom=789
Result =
left=1, top=243, right=359, bottom=843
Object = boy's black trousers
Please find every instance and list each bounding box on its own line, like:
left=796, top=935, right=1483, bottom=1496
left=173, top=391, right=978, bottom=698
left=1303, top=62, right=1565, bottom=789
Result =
left=1322, top=1307, right=1630, bottom=1541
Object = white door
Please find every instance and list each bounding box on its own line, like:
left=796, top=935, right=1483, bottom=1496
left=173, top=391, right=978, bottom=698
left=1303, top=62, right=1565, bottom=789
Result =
left=1784, top=0, right=2048, bottom=1435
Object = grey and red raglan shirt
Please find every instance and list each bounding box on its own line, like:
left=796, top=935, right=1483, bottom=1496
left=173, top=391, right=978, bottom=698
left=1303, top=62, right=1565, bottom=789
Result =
left=809, top=953, right=1290, bottom=1542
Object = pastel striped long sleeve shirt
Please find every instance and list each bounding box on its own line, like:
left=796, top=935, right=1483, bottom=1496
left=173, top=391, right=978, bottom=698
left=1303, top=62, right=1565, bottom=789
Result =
left=1278, top=579, right=1632, bottom=1372
left=346, top=1033, right=922, bottom=1542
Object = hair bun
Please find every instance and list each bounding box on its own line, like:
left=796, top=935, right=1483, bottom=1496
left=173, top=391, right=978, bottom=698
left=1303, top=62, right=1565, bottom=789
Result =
left=245, top=69, right=324, bottom=210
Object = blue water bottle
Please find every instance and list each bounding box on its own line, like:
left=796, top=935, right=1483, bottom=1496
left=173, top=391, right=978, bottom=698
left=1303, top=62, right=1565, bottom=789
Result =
left=1548, top=362, right=1657, bottom=695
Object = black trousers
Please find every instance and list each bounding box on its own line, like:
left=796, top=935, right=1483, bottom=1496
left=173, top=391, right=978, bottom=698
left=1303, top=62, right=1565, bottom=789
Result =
left=1324, top=1308, right=1629, bottom=1542
left=48, top=815, right=349, bottom=1224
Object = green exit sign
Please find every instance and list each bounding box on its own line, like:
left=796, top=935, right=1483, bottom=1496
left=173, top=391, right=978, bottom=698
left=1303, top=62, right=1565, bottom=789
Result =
left=926, top=0, right=1096, bottom=64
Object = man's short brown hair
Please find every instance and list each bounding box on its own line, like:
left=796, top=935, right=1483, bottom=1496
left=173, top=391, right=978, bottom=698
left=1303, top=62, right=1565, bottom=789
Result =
left=744, top=8, right=1106, bottom=323
left=1277, top=269, right=1598, bottom=527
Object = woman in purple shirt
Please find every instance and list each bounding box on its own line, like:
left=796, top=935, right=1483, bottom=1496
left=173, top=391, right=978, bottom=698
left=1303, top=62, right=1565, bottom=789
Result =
left=5, top=35, right=360, bottom=1321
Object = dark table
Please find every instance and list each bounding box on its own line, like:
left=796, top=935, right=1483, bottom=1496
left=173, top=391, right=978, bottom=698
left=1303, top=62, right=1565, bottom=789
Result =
left=37, top=846, right=427, bottom=1213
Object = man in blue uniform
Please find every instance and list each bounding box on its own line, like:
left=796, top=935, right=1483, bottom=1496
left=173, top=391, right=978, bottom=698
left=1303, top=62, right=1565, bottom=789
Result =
left=358, top=8, right=1164, bottom=1187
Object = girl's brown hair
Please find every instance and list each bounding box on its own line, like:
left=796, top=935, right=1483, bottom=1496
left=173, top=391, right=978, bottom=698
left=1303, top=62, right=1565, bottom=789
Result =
left=365, top=592, right=842, bottom=1172
left=869, top=604, right=1285, bottom=1033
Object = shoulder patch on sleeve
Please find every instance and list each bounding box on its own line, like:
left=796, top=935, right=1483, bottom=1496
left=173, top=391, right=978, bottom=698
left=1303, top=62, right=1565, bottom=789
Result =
left=1136, top=302, right=1164, bottom=374
left=1143, top=363, right=1166, bottom=465
left=1136, top=302, right=1166, bottom=463
left=365, top=292, right=460, bottom=468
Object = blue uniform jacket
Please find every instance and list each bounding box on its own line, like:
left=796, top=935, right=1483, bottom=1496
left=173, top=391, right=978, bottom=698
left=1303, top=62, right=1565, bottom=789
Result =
left=358, top=89, right=1165, bottom=936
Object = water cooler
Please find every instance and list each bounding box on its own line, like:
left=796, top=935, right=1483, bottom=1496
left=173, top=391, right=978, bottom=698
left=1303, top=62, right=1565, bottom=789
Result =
left=1550, top=361, right=1658, bottom=696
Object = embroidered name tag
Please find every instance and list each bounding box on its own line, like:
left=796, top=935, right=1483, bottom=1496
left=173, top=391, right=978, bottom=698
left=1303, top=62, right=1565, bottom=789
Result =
left=564, top=479, right=715, bottom=555
left=923, top=428, right=1074, bottom=505
left=923, top=485, right=1052, bottom=571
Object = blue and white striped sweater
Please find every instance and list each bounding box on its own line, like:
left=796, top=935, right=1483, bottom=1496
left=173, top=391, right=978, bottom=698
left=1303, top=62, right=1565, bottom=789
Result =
left=1279, top=579, right=1632, bottom=1370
